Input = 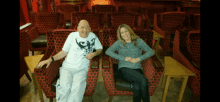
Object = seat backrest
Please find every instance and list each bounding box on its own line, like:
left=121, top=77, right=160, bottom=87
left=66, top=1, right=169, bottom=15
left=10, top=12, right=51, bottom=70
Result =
left=56, top=4, right=79, bottom=21
left=118, top=6, right=141, bottom=14
left=108, top=29, right=119, bottom=64
left=52, top=29, right=76, bottom=63
left=101, top=30, right=110, bottom=49
left=92, top=5, right=115, bottom=13
left=161, top=12, right=186, bottom=32
left=27, top=26, right=39, bottom=42
left=145, top=5, right=165, bottom=22
left=109, top=13, right=137, bottom=29
left=71, top=12, right=104, bottom=30
left=182, top=7, right=200, bottom=15
left=35, top=12, right=61, bottom=34
left=191, top=14, right=200, bottom=30
left=29, top=12, right=37, bottom=27
left=178, top=29, right=190, bottom=59
left=133, top=30, right=153, bottom=48
left=141, top=15, right=151, bottom=30
left=187, top=30, right=200, bottom=63
left=154, top=13, right=162, bottom=28
left=20, top=31, right=30, bottom=78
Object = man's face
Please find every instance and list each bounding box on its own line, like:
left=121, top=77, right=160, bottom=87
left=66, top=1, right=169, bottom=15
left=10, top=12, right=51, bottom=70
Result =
left=77, top=20, right=91, bottom=38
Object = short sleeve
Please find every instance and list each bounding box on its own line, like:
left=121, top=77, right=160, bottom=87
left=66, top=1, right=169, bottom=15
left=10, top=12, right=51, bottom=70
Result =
left=94, top=35, right=103, bottom=50
left=62, top=33, right=73, bottom=52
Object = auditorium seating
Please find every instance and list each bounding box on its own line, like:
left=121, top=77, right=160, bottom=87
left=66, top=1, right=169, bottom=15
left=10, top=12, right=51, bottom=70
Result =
left=154, top=12, right=187, bottom=56
left=173, top=29, right=200, bottom=97
left=20, top=1, right=200, bottom=101
left=27, top=12, right=66, bottom=55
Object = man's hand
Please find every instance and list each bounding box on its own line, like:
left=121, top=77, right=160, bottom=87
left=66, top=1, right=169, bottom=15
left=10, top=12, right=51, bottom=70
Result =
left=85, top=52, right=96, bottom=60
left=130, top=58, right=140, bottom=63
left=36, top=58, right=52, bottom=69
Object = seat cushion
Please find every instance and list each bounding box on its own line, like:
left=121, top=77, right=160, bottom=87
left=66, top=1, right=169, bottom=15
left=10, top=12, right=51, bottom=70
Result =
left=115, top=73, right=133, bottom=91
left=30, top=34, right=47, bottom=48
left=51, top=71, right=60, bottom=92
left=66, top=22, right=71, bottom=29
left=114, top=64, right=133, bottom=91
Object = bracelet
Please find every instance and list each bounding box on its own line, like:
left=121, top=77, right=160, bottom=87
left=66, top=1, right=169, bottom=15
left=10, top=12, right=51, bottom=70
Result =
left=51, top=57, right=54, bottom=62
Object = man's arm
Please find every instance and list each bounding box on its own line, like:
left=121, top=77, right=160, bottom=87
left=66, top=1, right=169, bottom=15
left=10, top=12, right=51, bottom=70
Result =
left=37, top=50, right=68, bottom=69
left=85, top=49, right=102, bottom=60
left=47, top=50, right=68, bottom=62
left=93, top=49, right=102, bottom=56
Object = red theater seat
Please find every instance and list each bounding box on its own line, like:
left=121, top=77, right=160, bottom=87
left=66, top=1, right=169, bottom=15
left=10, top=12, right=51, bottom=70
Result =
left=106, top=12, right=138, bottom=30
left=69, top=12, right=104, bottom=30
left=55, top=4, right=80, bottom=22
left=173, top=29, right=200, bottom=97
left=101, top=29, right=163, bottom=101
left=92, top=5, right=116, bottom=13
left=27, top=12, right=66, bottom=55
left=20, top=30, right=32, bottom=82
left=154, top=12, right=186, bottom=55
left=34, top=29, right=101, bottom=102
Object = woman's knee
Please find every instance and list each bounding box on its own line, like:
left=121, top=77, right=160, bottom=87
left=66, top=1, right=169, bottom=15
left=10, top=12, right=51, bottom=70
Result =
left=141, top=77, right=149, bottom=87
left=132, top=83, right=140, bottom=91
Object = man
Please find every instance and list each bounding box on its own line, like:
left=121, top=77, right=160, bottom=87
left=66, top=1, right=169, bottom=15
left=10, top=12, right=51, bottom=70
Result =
left=36, top=20, right=103, bottom=102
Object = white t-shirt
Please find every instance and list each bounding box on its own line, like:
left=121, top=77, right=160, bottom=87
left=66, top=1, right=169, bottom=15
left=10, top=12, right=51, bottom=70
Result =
left=61, top=32, right=103, bottom=70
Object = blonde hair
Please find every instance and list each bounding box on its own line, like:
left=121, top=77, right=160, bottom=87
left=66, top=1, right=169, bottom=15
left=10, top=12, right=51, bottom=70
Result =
left=117, top=24, right=140, bottom=47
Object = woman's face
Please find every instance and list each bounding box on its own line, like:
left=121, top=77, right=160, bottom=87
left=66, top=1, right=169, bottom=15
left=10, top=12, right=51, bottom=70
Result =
left=120, top=27, right=131, bottom=41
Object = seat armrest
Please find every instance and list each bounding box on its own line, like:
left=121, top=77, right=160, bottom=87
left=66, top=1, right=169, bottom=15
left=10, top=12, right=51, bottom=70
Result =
left=56, top=24, right=66, bottom=29
left=106, top=13, right=112, bottom=29
left=153, top=24, right=165, bottom=37
left=27, top=25, right=39, bottom=42
left=191, top=61, right=200, bottom=70
left=34, top=48, right=55, bottom=72
left=154, top=60, right=163, bottom=69
left=101, top=56, right=117, bottom=96
left=103, top=61, right=110, bottom=68
left=91, top=61, right=98, bottom=69
left=35, top=49, right=61, bottom=94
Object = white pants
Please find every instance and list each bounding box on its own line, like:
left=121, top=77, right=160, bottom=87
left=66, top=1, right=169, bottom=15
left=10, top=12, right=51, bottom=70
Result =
left=56, top=67, right=88, bottom=102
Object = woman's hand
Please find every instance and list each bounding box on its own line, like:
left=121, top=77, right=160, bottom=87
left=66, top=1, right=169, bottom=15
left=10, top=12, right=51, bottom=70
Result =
left=36, top=58, right=52, bottom=69
left=130, top=58, right=140, bottom=63
left=125, top=57, right=133, bottom=62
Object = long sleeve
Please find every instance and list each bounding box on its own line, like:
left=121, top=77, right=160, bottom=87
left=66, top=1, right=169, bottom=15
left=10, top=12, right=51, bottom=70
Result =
left=105, top=40, right=126, bottom=61
left=137, top=38, right=155, bottom=62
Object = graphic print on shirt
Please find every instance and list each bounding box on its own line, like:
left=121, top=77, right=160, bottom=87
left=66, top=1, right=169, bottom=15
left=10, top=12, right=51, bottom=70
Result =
left=75, top=38, right=96, bottom=56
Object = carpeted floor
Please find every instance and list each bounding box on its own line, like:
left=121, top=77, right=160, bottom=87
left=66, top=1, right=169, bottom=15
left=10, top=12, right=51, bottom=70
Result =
left=20, top=71, right=192, bottom=102
left=20, top=51, right=194, bottom=102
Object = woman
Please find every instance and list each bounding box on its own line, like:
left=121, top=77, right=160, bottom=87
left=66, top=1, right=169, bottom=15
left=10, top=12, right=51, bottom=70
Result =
left=105, top=24, right=154, bottom=102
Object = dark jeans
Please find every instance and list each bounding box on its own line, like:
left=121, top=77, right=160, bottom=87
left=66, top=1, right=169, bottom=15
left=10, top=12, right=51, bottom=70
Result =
left=118, top=67, right=150, bottom=102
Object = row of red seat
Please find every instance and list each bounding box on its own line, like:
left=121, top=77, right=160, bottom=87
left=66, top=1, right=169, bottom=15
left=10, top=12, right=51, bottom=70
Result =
left=20, top=11, right=200, bottom=101
left=32, top=28, right=162, bottom=101
left=56, top=4, right=199, bottom=24
left=173, top=29, right=200, bottom=98
left=56, top=4, right=166, bottom=23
